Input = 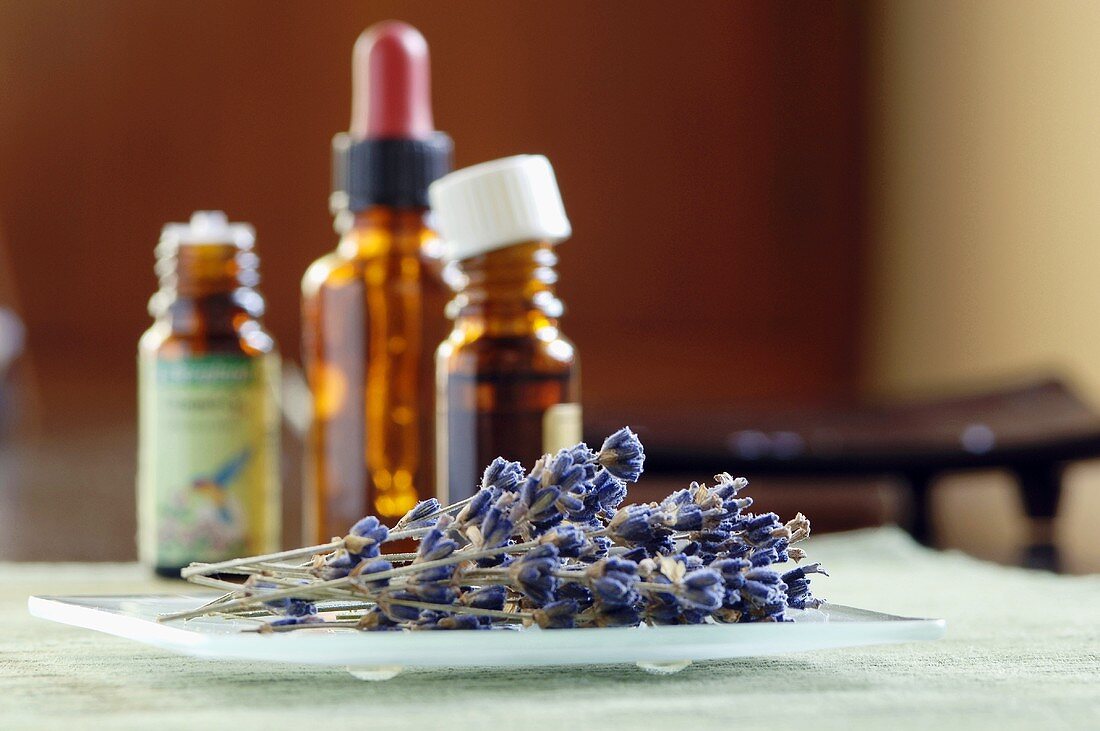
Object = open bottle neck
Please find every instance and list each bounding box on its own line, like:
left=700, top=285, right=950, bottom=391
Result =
left=448, top=240, right=563, bottom=336
left=150, top=242, right=264, bottom=334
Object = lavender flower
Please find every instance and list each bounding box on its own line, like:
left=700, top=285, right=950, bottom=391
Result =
left=782, top=563, right=828, bottom=609
left=607, top=504, right=673, bottom=555
left=265, top=615, right=323, bottom=629
left=353, top=558, right=393, bottom=589
left=539, top=524, right=590, bottom=558
left=533, top=600, right=578, bottom=629
left=586, top=556, right=640, bottom=609
left=396, top=499, right=442, bottom=529
left=345, top=515, right=389, bottom=559
left=591, top=603, right=642, bottom=627
left=417, top=526, right=459, bottom=562
left=482, top=457, right=525, bottom=495
left=598, top=427, right=645, bottom=482
left=379, top=591, right=424, bottom=623
left=314, top=549, right=356, bottom=580
left=592, top=469, right=627, bottom=512
left=460, top=585, right=508, bottom=612
left=509, top=544, right=561, bottom=605
left=416, top=611, right=485, bottom=631
left=174, top=428, right=826, bottom=633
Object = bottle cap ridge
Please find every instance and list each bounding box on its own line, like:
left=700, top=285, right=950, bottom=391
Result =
left=428, top=155, right=571, bottom=261
left=160, top=211, right=255, bottom=248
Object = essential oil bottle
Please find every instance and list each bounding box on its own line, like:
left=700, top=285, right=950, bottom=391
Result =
left=429, top=155, right=581, bottom=502
left=138, top=211, right=281, bottom=576
left=302, top=21, right=452, bottom=541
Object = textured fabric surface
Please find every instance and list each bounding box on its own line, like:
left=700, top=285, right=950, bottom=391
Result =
left=2, top=528, right=1098, bottom=730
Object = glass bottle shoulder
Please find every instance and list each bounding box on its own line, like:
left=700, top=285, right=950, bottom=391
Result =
left=437, top=323, right=576, bottom=374
left=301, top=246, right=365, bottom=300
left=140, top=313, right=276, bottom=359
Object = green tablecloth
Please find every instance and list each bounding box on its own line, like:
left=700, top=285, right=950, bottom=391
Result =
left=2, top=528, right=1097, bottom=730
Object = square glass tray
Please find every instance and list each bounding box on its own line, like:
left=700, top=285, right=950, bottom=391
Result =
left=29, top=593, right=944, bottom=679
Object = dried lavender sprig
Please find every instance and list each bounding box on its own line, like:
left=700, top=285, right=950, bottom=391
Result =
left=383, top=598, right=531, bottom=622
left=181, top=540, right=343, bottom=578
left=161, top=536, right=545, bottom=622
left=171, top=428, right=825, bottom=630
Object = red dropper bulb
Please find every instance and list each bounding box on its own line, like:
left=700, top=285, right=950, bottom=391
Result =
left=349, top=20, right=435, bottom=140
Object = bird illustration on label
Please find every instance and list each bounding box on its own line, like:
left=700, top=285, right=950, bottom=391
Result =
left=192, top=449, right=252, bottom=523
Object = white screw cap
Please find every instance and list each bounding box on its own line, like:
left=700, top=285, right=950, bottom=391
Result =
left=428, top=155, right=571, bottom=261
left=160, top=211, right=255, bottom=248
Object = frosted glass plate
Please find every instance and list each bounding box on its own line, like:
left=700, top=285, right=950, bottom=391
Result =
left=28, top=593, right=944, bottom=679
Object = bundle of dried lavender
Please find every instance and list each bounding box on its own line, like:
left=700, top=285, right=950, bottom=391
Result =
left=163, top=428, right=826, bottom=632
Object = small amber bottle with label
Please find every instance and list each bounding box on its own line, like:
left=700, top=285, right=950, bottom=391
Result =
left=429, top=155, right=581, bottom=501
left=138, top=211, right=281, bottom=576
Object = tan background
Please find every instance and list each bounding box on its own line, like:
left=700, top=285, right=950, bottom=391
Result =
left=868, top=1, right=1100, bottom=571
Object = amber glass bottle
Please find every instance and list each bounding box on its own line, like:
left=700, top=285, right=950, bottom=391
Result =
left=302, top=22, right=451, bottom=542
left=302, top=206, right=447, bottom=539
left=436, top=241, right=579, bottom=499
left=430, top=155, right=581, bottom=501
left=138, top=212, right=280, bottom=576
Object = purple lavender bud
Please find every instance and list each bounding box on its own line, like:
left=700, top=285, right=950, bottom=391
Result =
left=593, top=469, right=627, bottom=512
left=547, top=451, right=587, bottom=492
left=509, top=544, right=561, bottom=606
left=457, top=488, right=493, bottom=525
left=478, top=506, right=515, bottom=549
left=429, top=613, right=484, bottom=631
left=410, top=564, right=456, bottom=583
left=349, top=515, right=389, bottom=543
left=461, top=584, right=508, bottom=612
left=358, top=608, right=402, bottom=631
left=591, top=576, right=639, bottom=607
left=418, top=528, right=458, bottom=562
left=644, top=588, right=682, bottom=625
left=382, top=591, right=423, bottom=622
left=750, top=548, right=781, bottom=567
left=399, top=499, right=442, bottom=529
left=594, top=602, right=641, bottom=627
left=520, top=475, right=564, bottom=525
left=608, top=504, right=674, bottom=555
left=745, top=567, right=783, bottom=585
left=540, top=524, right=589, bottom=558
left=680, top=568, right=724, bottom=612
left=555, top=487, right=587, bottom=517
left=711, top=473, right=749, bottom=499
left=346, top=516, right=389, bottom=559
left=482, top=457, right=525, bottom=495
left=742, top=579, right=779, bottom=601
left=781, top=563, right=828, bottom=583
left=285, top=598, right=317, bottom=617
left=268, top=615, right=323, bottom=628
left=317, top=550, right=356, bottom=580
left=597, top=427, right=645, bottom=482
left=556, top=581, right=594, bottom=609
left=533, top=599, right=579, bottom=629
left=357, top=559, right=393, bottom=588
left=407, top=582, right=457, bottom=605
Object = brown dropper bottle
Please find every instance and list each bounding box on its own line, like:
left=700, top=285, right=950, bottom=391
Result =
left=429, top=155, right=581, bottom=502
left=301, top=22, right=452, bottom=541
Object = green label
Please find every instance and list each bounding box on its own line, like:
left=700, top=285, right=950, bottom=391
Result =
left=138, top=353, right=280, bottom=567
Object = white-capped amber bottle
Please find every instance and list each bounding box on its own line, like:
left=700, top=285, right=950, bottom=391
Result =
left=429, top=155, right=581, bottom=502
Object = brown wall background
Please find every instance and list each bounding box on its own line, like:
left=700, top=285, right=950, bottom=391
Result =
left=0, top=1, right=866, bottom=557
left=0, top=0, right=865, bottom=411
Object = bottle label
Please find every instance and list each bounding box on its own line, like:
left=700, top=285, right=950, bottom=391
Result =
left=542, top=403, right=583, bottom=454
left=138, top=353, right=280, bottom=568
